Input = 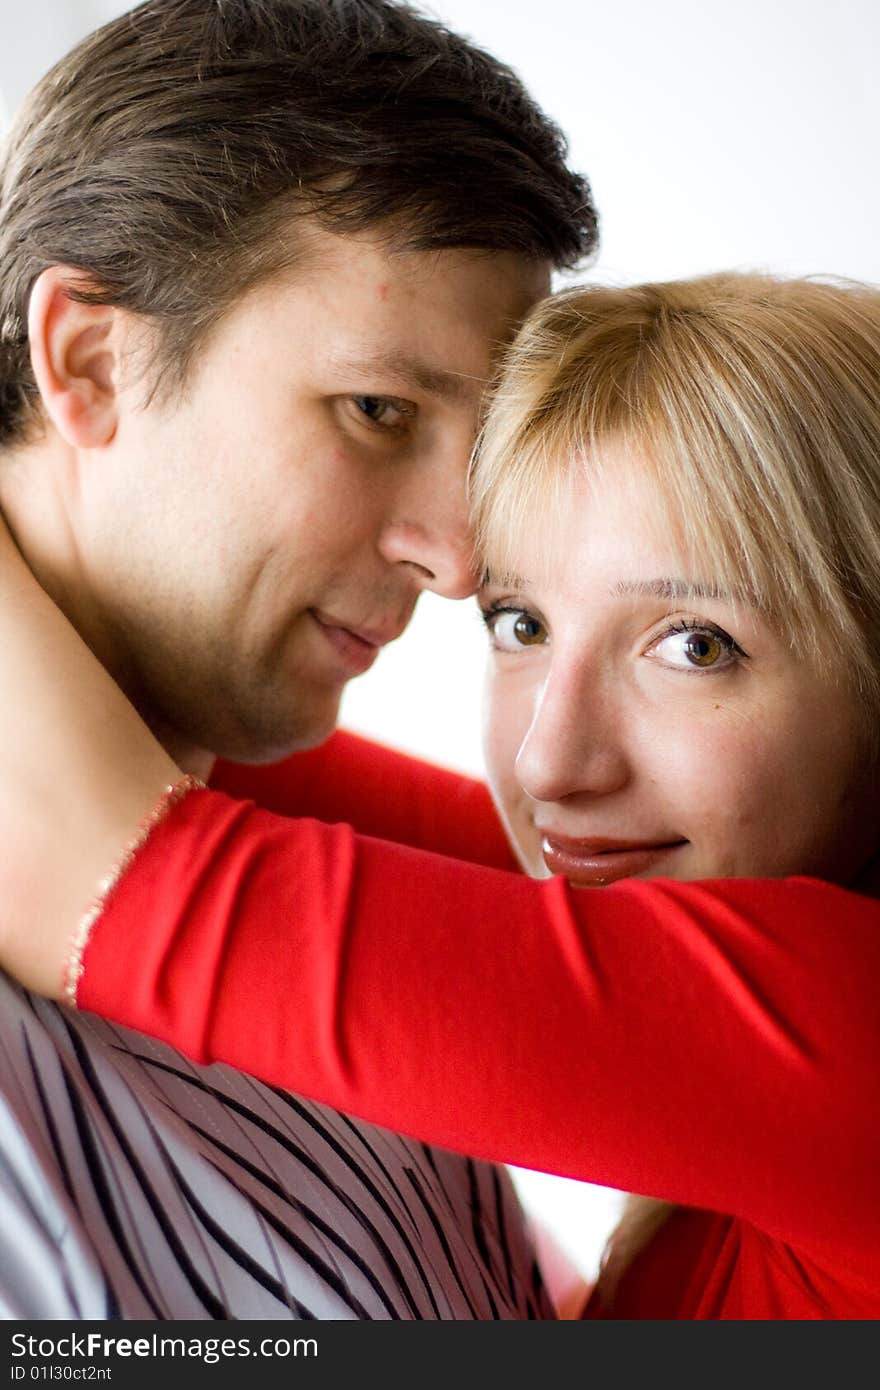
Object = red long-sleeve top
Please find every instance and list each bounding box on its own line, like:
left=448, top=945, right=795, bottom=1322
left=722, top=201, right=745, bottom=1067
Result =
left=77, top=731, right=880, bottom=1319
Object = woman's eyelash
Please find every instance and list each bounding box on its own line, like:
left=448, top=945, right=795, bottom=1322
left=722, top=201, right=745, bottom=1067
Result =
left=479, top=602, right=526, bottom=628
left=661, top=618, right=747, bottom=657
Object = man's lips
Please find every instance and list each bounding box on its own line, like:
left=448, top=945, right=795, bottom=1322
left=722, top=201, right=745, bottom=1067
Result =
left=310, top=609, right=404, bottom=676
left=540, top=832, right=688, bottom=886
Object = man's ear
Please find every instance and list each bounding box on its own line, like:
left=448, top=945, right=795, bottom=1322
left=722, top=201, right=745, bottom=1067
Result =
left=27, top=266, right=121, bottom=448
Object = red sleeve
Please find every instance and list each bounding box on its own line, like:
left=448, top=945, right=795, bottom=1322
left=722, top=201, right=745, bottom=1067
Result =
left=210, top=730, right=517, bottom=870
left=78, top=786, right=880, bottom=1282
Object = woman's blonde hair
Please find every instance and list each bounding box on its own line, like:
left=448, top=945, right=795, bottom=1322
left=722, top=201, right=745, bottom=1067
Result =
left=472, top=272, right=880, bottom=711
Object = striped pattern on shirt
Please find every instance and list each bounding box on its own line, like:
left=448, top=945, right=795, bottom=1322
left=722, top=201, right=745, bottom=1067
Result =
left=0, top=977, right=551, bottom=1320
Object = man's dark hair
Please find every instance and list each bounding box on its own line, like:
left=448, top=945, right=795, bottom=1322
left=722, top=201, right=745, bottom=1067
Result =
left=0, top=0, right=597, bottom=446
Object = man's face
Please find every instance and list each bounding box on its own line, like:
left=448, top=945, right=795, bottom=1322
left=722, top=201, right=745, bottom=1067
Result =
left=79, top=228, right=548, bottom=763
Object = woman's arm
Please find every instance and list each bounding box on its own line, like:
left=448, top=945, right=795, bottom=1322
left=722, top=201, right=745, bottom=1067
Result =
left=211, top=732, right=518, bottom=870
left=75, top=786, right=880, bottom=1281
left=0, top=519, right=182, bottom=993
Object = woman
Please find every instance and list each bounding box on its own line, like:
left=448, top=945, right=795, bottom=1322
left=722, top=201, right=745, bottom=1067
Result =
left=2, top=272, right=880, bottom=1318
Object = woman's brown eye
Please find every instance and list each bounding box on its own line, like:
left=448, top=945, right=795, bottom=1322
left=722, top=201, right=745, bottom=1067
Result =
left=650, top=623, right=741, bottom=672
left=482, top=607, right=548, bottom=653
left=514, top=614, right=546, bottom=646
left=683, top=632, right=722, bottom=667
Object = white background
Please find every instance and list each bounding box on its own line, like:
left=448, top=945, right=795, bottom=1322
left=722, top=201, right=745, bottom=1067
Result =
left=3, top=0, right=879, bottom=1288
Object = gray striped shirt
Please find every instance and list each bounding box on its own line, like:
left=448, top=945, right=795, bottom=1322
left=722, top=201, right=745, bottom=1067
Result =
left=0, top=976, right=551, bottom=1320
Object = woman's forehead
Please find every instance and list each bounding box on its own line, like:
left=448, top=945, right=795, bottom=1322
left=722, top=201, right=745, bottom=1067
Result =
left=478, top=447, right=708, bottom=588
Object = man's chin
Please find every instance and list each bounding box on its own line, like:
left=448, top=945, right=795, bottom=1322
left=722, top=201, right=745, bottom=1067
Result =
left=206, top=699, right=342, bottom=766
left=145, top=672, right=344, bottom=766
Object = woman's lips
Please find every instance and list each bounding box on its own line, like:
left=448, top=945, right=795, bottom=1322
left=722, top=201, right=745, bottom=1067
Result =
left=540, top=834, right=688, bottom=886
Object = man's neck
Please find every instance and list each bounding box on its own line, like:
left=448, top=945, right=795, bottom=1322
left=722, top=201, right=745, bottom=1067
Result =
left=1, top=435, right=215, bottom=785
left=145, top=719, right=216, bottom=783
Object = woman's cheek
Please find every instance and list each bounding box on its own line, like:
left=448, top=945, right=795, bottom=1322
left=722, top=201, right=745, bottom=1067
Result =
left=660, top=715, right=766, bottom=878
left=482, top=675, right=542, bottom=872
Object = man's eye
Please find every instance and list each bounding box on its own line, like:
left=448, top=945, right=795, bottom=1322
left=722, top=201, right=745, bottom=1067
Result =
left=482, top=606, right=548, bottom=652
left=351, top=395, right=411, bottom=429
left=648, top=621, right=745, bottom=672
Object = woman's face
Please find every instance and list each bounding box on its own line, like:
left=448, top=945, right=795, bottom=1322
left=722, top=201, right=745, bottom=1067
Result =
left=481, top=451, right=880, bottom=888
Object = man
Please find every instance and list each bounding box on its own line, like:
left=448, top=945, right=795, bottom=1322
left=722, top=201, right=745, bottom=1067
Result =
left=0, top=0, right=596, bottom=1317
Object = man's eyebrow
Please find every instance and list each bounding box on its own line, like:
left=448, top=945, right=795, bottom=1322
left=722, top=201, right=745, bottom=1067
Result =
left=328, top=351, right=483, bottom=404
left=611, top=577, right=738, bottom=602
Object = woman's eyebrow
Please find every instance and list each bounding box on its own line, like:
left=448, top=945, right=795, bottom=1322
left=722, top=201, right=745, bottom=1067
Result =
left=611, top=578, right=736, bottom=602
left=479, top=569, right=528, bottom=589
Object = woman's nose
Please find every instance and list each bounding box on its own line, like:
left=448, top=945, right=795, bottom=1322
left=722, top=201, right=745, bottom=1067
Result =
left=514, top=669, right=631, bottom=806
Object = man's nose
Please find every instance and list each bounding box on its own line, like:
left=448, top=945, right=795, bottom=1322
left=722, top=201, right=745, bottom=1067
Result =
left=377, top=456, right=477, bottom=600
left=514, top=665, right=631, bottom=805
